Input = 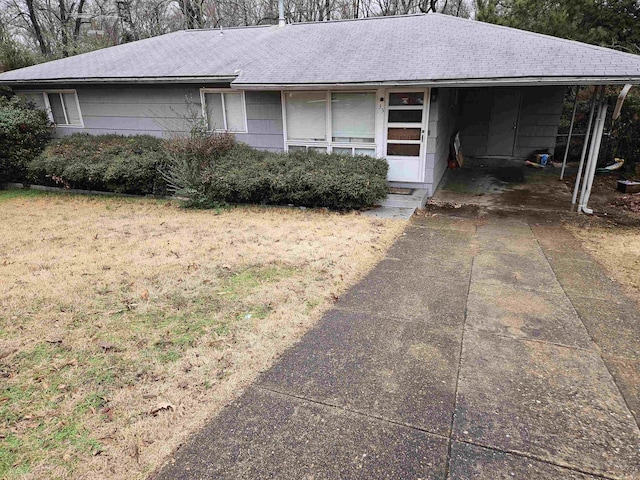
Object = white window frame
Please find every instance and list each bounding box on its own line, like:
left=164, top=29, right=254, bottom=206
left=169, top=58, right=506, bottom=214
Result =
left=282, top=90, right=378, bottom=155
left=21, top=90, right=84, bottom=128
left=200, top=88, right=248, bottom=133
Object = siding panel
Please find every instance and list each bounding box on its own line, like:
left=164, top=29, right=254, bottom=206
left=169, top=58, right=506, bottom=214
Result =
left=15, top=85, right=285, bottom=151
left=458, top=86, right=563, bottom=159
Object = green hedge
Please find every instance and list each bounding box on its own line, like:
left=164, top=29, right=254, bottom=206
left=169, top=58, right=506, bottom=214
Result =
left=197, top=144, right=389, bottom=210
left=0, top=95, right=52, bottom=182
left=30, top=132, right=389, bottom=209
left=29, top=134, right=168, bottom=195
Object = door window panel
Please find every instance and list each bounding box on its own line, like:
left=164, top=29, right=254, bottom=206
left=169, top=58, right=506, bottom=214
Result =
left=389, top=92, right=424, bottom=106
left=387, top=144, right=421, bottom=156
left=388, top=128, right=421, bottom=141
left=388, top=110, right=423, bottom=123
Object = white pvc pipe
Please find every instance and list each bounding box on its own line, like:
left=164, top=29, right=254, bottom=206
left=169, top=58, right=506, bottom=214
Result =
left=579, top=96, right=608, bottom=214
left=578, top=97, right=604, bottom=209
left=278, top=0, right=285, bottom=26
left=572, top=86, right=600, bottom=205
left=560, top=86, right=580, bottom=180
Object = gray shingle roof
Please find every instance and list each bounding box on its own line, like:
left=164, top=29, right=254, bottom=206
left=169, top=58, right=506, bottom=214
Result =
left=2, top=13, right=640, bottom=86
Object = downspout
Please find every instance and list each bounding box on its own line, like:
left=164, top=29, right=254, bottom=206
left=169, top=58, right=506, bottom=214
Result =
left=613, top=84, right=633, bottom=120
left=578, top=91, right=608, bottom=214
left=560, top=86, right=580, bottom=180
left=572, top=86, right=600, bottom=205
left=278, top=0, right=285, bottom=27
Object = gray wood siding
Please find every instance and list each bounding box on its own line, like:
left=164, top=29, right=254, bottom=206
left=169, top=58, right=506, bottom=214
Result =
left=234, top=91, right=284, bottom=152
left=513, top=86, right=564, bottom=158
left=422, top=88, right=457, bottom=195
left=72, top=85, right=205, bottom=136
left=15, top=85, right=285, bottom=151
left=458, top=86, right=564, bottom=159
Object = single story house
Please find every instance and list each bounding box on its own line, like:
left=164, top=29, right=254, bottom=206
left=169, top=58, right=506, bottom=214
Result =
left=2, top=13, right=640, bottom=196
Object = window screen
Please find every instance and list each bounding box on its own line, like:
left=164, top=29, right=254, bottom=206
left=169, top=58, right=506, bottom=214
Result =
left=20, top=93, right=47, bottom=110
left=285, top=92, right=327, bottom=142
left=331, top=93, right=375, bottom=143
left=204, top=92, right=246, bottom=132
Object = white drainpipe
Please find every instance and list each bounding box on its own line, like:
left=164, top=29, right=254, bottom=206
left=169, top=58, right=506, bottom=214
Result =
left=571, top=86, right=600, bottom=205
left=278, top=0, right=285, bottom=27
left=578, top=93, right=608, bottom=214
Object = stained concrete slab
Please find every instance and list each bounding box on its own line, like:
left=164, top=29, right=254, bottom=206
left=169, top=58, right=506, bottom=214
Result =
left=476, top=221, right=534, bottom=238
left=471, top=250, right=564, bottom=294
left=603, top=356, right=640, bottom=426
left=543, top=257, right=623, bottom=301
left=454, top=331, right=640, bottom=479
left=466, top=281, right=593, bottom=349
left=336, top=262, right=469, bottom=325
left=259, top=309, right=461, bottom=436
left=448, top=442, right=603, bottom=480
left=386, top=225, right=476, bottom=262
left=570, top=296, right=640, bottom=360
left=531, top=225, right=594, bottom=261
left=476, top=234, right=541, bottom=255
left=154, top=387, right=449, bottom=480
left=411, top=214, right=479, bottom=233
left=362, top=206, right=416, bottom=220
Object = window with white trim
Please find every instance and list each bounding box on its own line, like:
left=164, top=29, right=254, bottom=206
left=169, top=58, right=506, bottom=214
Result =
left=284, top=91, right=377, bottom=156
left=200, top=89, right=247, bottom=132
left=18, top=90, right=83, bottom=127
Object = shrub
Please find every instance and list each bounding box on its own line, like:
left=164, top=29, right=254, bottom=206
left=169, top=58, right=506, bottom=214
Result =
left=0, top=95, right=52, bottom=182
left=196, top=145, right=388, bottom=210
left=162, top=130, right=235, bottom=203
left=29, top=134, right=168, bottom=195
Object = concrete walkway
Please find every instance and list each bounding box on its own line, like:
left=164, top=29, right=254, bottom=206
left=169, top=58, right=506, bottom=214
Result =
left=155, top=212, right=640, bottom=480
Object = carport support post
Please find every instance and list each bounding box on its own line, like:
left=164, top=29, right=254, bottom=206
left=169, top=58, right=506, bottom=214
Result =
left=578, top=90, right=608, bottom=214
left=560, top=86, right=580, bottom=180
left=572, top=86, right=600, bottom=205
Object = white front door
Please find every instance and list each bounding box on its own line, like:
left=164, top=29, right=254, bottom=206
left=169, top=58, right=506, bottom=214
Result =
left=384, top=90, right=429, bottom=182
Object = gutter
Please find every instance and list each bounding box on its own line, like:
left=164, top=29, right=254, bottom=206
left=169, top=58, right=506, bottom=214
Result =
left=0, top=76, right=237, bottom=86
left=3, top=75, right=640, bottom=88
left=232, top=76, right=640, bottom=90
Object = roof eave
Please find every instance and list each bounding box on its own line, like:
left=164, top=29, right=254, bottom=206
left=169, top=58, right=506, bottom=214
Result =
left=232, top=76, right=640, bottom=90
left=0, top=75, right=238, bottom=86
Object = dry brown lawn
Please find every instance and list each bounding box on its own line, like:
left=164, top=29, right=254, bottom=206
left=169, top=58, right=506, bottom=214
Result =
left=0, top=189, right=406, bottom=479
left=570, top=223, right=640, bottom=301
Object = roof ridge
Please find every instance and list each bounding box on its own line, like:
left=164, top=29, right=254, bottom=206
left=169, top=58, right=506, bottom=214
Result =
left=430, top=12, right=640, bottom=61
left=180, top=13, right=428, bottom=32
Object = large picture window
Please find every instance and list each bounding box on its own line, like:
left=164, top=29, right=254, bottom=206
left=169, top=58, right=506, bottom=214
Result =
left=331, top=92, right=375, bottom=143
left=19, top=90, right=83, bottom=127
left=284, top=91, right=377, bottom=155
left=201, top=89, right=247, bottom=132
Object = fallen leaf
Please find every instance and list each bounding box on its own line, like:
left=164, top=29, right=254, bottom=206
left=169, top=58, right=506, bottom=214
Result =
left=149, top=402, right=175, bottom=416
left=0, top=348, right=17, bottom=359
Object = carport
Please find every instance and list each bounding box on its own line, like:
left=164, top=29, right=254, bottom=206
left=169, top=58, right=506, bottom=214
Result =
left=432, top=83, right=638, bottom=214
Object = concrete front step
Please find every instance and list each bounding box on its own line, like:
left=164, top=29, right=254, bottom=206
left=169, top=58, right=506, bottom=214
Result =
left=379, top=189, right=429, bottom=208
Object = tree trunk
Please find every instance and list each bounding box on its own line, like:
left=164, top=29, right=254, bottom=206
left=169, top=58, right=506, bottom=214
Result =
left=26, top=0, right=50, bottom=55
left=73, top=0, right=87, bottom=47
left=59, top=0, right=69, bottom=57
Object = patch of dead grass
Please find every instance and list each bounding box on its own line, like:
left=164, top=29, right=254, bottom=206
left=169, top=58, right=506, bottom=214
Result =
left=569, top=224, right=640, bottom=301
left=0, top=190, right=406, bottom=479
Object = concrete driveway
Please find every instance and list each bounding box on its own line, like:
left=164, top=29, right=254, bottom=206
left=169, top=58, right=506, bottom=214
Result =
left=154, top=211, right=640, bottom=480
